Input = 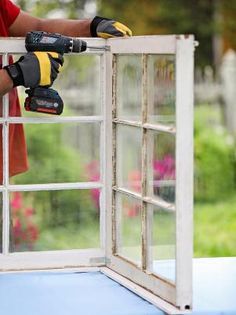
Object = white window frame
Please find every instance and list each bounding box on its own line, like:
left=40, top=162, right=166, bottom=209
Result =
left=0, top=36, right=194, bottom=314
left=0, top=38, right=107, bottom=270
left=105, top=36, right=194, bottom=313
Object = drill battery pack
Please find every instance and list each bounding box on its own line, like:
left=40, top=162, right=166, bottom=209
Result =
left=24, top=87, right=64, bottom=115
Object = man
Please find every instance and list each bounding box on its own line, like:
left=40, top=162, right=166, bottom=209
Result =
left=0, top=0, right=131, bottom=181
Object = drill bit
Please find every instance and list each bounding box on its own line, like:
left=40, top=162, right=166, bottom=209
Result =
left=86, top=45, right=110, bottom=51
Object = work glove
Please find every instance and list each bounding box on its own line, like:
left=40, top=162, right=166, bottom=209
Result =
left=4, top=52, right=64, bottom=88
left=90, top=16, right=132, bottom=38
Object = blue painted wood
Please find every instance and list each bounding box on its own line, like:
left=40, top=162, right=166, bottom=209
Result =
left=1, top=258, right=236, bottom=315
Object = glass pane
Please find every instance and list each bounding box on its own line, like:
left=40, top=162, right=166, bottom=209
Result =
left=55, top=55, right=101, bottom=116
left=147, top=131, right=175, bottom=203
left=11, top=54, right=101, bottom=117
left=147, top=55, right=175, bottom=125
left=148, top=205, right=176, bottom=282
left=116, top=125, right=142, bottom=194
left=10, top=123, right=100, bottom=184
left=10, top=190, right=100, bottom=252
left=116, top=55, right=142, bottom=121
left=115, top=193, right=142, bottom=266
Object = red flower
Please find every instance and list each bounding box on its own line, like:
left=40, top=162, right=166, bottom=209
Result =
left=10, top=192, right=39, bottom=249
left=24, top=207, right=34, bottom=217
left=27, top=224, right=39, bottom=242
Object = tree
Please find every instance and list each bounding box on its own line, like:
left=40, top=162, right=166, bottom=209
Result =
left=98, top=0, right=236, bottom=68
left=16, top=0, right=88, bottom=18
left=98, top=0, right=216, bottom=68
left=220, top=0, right=236, bottom=52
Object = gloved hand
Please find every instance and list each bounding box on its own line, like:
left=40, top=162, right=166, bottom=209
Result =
left=4, top=52, right=64, bottom=88
left=90, top=16, right=132, bottom=38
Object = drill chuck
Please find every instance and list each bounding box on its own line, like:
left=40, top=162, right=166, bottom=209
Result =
left=71, top=38, right=87, bottom=53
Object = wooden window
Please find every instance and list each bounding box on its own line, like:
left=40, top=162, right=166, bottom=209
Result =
left=0, top=35, right=194, bottom=314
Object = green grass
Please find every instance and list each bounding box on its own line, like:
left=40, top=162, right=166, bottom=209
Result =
left=34, top=221, right=100, bottom=251
left=194, top=194, right=236, bottom=257
left=120, top=196, right=236, bottom=259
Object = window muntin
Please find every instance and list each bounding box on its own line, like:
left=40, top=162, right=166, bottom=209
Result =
left=0, top=193, right=2, bottom=253
left=1, top=36, right=194, bottom=312
left=0, top=51, right=104, bottom=255
left=113, top=53, right=176, bottom=284
left=0, top=124, right=2, bottom=185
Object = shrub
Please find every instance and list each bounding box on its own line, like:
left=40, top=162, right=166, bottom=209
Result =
left=13, top=122, right=97, bottom=229
left=194, top=105, right=236, bottom=202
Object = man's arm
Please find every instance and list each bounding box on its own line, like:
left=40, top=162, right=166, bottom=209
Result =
left=9, top=11, right=132, bottom=38
left=0, top=69, right=13, bottom=97
left=9, top=11, right=92, bottom=37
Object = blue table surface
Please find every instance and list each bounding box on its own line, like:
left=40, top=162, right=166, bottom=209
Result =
left=0, top=258, right=236, bottom=315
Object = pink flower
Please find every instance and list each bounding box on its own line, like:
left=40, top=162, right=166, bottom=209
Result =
left=91, top=189, right=100, bottom=209
left=12, top=218, right=23, bottom=243
left=10, top=192, right=22, bottom=210
left=153, top=155, right=175, bottom=182
left=128, top=170, right=141, bottom=192
left=86, top=161, right=100, bottom=209
left=86, top=161, right=100, bottom=181
left=126, top=205, right=139, bottom=217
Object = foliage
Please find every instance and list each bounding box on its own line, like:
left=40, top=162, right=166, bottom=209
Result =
left=194, top=105, right=236, bottom=202
left=98, top=0, right=215, bottom=68
left=34, top=190, right=236, bottom=256
left=16, top=0, right=87, bottom=18
left=15, top=0, right=236, bottom=68
left=220, top=0, right=236, bottom=51
left=13, top=121, right=98, bottom=231
left=16, top=123, right=84, bottom=184
left=10, top=53, right=100, bottom=249
left=194, top=194, right=236, bottom=257
left=35, top=219, right=100, bottom=250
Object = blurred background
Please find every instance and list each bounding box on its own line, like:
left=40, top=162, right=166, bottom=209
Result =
left=12, top=0, right=236, bottom=257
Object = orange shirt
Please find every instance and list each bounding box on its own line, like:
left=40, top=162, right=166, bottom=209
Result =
left=0, top=0, right=28, bottom=182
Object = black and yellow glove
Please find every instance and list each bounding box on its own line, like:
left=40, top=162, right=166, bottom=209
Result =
left=90, top=16, right=132, bottom=38
left=4, top=52, right=64, bottom=88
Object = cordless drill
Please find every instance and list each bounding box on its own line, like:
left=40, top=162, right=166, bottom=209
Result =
left=24, top=31, right=88, bottom=115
